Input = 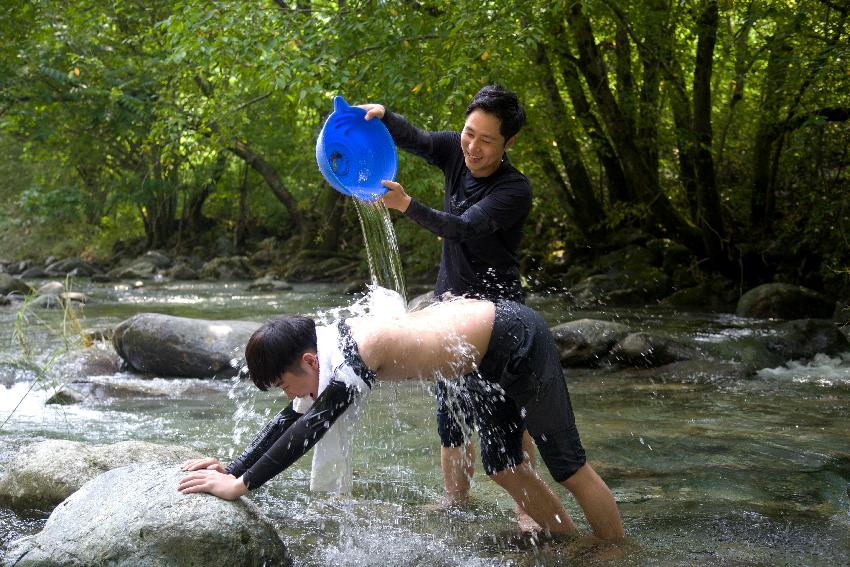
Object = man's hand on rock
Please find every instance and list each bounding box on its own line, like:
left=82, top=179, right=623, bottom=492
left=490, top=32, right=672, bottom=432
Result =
left=178, top=469, right=248, bottom=500
left=180, top=457, right=226, bottom=474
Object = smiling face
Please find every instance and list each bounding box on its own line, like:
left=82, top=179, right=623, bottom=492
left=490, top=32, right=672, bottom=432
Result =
left=460, top=109, right=515, bottom=178
left=273, top=352, right=320, bottom=400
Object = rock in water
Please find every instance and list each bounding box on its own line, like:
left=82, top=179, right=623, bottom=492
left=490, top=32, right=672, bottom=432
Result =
left=4, top=464, right=291, bottom=567
left=551, top=319, right=631, bottom=366
left=0, top=440, right=201, bottom=512
left=112, top=313, right=260, bottom=378
left=736, top=283, right=834, bottom=320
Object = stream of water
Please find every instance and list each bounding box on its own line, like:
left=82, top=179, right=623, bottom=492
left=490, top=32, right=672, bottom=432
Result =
left=1, top=280, right=848, bottom=565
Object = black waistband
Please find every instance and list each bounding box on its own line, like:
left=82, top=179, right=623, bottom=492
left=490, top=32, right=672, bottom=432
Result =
left=337, top=319, right=376, bottom=387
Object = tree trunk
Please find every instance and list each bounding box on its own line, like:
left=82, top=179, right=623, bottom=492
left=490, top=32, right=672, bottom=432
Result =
left=233, top=163, right=250, bottom=250
left=692, top=0, right=725, bottom=260
left=142, top=146, right=178, bottom=250
left=185, top=152, right=228, bottom=234
left=551, top=23, right=630, bottom=204
left=536, top=43, right=605, bottom=236
left=229, top=139, right=304, bottom=240
left=565, top=2, right=704, bottom=255
left=750, top=35, right=792, bottom=227
left=312, top=185, right=345, bottom=252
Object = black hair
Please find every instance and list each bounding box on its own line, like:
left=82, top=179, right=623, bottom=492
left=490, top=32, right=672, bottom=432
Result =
left=244, top=316, right=317, bottom=391
left=465, top=84, right=526, bottom=142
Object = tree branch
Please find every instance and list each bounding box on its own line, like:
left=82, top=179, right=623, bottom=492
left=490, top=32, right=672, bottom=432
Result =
left=349, top=34, right=439, bottom=58
left=782, top=106, right=850, bottom=132
left=600, top=0, right=688, bottom=99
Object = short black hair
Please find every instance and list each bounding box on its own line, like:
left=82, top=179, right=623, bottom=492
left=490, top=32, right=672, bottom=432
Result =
left=465, top=84, right=526, bottom=142
left=244, top=316, right=317, bottom=391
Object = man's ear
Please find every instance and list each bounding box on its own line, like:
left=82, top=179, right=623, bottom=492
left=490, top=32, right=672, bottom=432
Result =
left=504, top=135, right=517, bottom=150
left=302, top=351, right=319, bottom=370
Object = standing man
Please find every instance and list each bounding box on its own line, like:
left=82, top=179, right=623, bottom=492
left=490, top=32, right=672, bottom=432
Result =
left=359, top=85, right=537, bottom=514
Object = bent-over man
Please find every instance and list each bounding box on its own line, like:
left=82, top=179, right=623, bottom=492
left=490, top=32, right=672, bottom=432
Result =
left=179, top=299, right=624, bottom=541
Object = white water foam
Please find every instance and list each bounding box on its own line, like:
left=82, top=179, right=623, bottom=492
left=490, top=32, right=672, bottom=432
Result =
left=0, top=381, right=154, bottom=436
left=756, top=352, right=850, bottom=386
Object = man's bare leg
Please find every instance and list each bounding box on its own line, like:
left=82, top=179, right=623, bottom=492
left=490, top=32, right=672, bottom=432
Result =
left=490, top=462, right=577, bottom=536
left=440, top=442, right=475, bottom=506
left=561, top=463, right=625, bottom=541
left=513, top=431, right=541, bottom=531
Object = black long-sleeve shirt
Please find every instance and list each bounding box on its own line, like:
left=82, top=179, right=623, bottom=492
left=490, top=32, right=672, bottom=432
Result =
left=382, top=110, right=532, bottom=301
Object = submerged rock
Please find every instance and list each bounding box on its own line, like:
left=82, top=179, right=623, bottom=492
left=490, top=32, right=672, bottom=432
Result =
left=698, top=335, right=785, bottom=373
left=615, top=359, right=751, bottom=382
left=736, top=283, right=834, bottom=320
left=247, top=275, right=293, bottom=291
left=551, top=319, right=631, bottom=366
left=765, top=318, right=850, bottom=361
left=52, top=346, right=123, bottom=382
left=4, top=463, right=291, bottom=567
left=112, top=313, right=259, bottom=378
left=0, top=440, right=201, bottom=512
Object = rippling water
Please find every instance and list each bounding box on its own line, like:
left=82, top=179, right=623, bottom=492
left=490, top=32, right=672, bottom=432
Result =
left=1, top=280, right=848, bottom=565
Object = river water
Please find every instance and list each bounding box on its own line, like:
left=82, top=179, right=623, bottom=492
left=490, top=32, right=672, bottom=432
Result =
left=1, top=280, right=849, bottom=566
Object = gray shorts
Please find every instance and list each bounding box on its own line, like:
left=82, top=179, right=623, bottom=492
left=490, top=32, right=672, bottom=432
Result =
left=478, top=301, right=587, bottom=482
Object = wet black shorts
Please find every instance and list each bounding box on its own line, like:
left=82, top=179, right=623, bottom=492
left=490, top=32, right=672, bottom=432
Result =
left=478, top=301, right=587, bottom=482
left=435, top=374, right=525, bottom=475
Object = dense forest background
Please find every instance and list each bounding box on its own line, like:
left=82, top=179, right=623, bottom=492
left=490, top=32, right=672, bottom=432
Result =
left=1, top=0, right=848, bottom=300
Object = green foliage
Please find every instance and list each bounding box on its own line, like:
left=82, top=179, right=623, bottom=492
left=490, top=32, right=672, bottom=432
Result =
left=0, top=0, right=847, bottom=295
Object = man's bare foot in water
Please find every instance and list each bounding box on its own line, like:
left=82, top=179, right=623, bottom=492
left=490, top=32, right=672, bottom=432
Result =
left=515, top=505, right=542, bottom=533
left=421, top=495, right=473, bottom=514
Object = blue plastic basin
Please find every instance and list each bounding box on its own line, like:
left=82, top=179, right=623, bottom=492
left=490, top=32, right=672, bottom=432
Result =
left=315, top=96, right=397, bottom=201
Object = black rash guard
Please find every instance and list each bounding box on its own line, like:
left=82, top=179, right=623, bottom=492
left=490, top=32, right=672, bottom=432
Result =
left=381, top=110, right=532, bottom=301
left=225, top=321, right=375, bottom=490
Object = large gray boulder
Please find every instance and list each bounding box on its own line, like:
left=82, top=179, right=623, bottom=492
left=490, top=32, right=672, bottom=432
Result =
left=113, top=313, right=259, bottom=377
left=551, top=319, right=631, bottom=366
left=736, top=283, right=834, bottom=320
left=4, top=463, right=291, bottom=567
left=0, top=440, right=201, bottom=512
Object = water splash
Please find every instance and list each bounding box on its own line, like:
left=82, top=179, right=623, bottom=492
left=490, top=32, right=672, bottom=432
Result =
left=756, top=352, right=850, bottom=386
